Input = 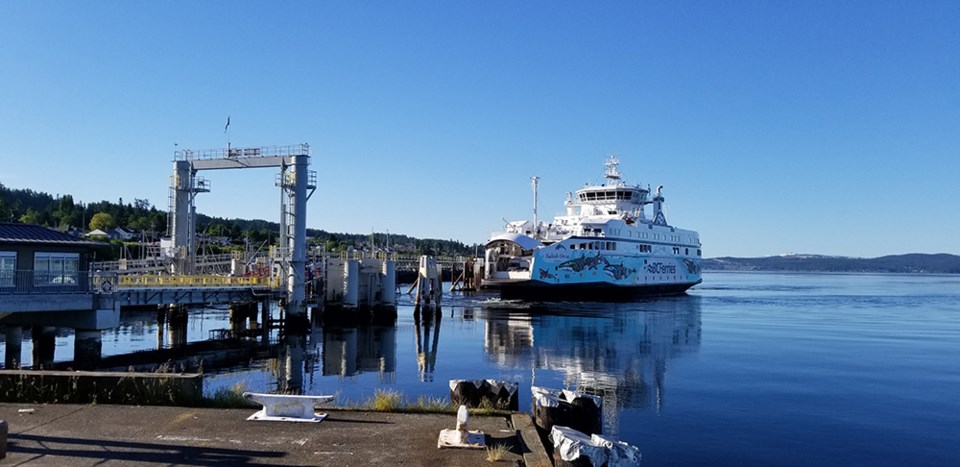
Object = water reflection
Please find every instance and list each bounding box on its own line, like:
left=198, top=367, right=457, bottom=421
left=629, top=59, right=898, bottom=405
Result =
left=482, top=295, right=702, bottom=434
left=319, top=322, right=397, bottom=381
left=414, top=310, right=441, bottom=382
left=272, top=333, right=303, bottom=393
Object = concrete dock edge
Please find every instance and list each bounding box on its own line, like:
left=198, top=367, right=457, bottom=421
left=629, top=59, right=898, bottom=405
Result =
left=512, top=413, right=552, bottom=467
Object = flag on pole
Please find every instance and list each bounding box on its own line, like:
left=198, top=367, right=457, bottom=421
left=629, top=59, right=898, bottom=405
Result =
left=224, top=116, right=231, bottom=133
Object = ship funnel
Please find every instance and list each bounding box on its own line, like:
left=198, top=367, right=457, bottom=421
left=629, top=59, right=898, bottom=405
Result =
left=653, top=186, right=666, bottom=225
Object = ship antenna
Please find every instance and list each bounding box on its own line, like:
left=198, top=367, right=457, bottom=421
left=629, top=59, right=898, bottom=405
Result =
left=531, top=176, right=540, bottom=237
left=604, top=154, right=622, bottom=185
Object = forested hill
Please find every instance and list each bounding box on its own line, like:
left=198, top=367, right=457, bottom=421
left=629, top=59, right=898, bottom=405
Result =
left=0, top=182, right=477, bottom=255
left=703, top=254, right=960, bottom=274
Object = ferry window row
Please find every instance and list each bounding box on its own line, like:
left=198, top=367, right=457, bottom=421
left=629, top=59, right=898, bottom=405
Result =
left=578, top=190, right=640, bottom=202
left=570, top=241, right=617, bottom=251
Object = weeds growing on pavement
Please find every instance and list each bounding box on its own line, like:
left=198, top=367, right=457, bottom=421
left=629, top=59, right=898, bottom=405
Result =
left=486, top=443, right=510, bottom=462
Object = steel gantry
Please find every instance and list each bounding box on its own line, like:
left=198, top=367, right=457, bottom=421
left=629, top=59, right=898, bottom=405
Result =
left=168, top=144, right=316, bottom=316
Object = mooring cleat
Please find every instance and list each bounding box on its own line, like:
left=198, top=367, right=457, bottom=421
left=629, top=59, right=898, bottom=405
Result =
left=243, top=392, right=335, bottom=423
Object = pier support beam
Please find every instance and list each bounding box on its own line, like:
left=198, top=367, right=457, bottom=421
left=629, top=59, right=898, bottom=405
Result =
left=31, top=326, right=56, bottom=369
left=280, top=153, right=311, bottom=331
left=4, top=327, right=22, bottom=369
left=73, top=329, right=102, bottom=370
left=171, top=160, right=195, bottom=275
left=381, top=260, right=396, bottom=307
left=344, top=260, right=359, bottom=309
left=166, top=305, right=188, bottom=348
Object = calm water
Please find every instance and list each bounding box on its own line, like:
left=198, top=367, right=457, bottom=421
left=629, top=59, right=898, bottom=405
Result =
left=8, top=272, right=960, bottom=465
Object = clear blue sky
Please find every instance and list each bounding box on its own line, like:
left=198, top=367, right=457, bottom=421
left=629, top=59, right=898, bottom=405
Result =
left=1, top=1, right=958, bottom=258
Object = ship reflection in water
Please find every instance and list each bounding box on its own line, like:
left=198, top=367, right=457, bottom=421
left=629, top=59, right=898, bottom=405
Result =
left=482, top=295, right=702, bottom=435
left=209, top=293, right=700, bottom=439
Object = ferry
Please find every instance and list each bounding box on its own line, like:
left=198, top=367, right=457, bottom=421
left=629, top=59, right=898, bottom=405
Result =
left=482, top=155, right=702, bottom=300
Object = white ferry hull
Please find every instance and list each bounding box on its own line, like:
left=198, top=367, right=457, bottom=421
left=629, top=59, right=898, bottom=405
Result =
left=493, top=249, right=701, bottom=301
left=498, top=279, right=700, bottom=301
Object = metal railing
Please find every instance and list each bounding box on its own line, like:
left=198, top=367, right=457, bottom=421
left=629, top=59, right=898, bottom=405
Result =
left=334, top=251, right=469, bottom=264
left=174, top=144, right=310, bottom=161
left=115, top=274, right=279, bottom=289
left=0, top=270, right=91, bottom=294
left=0, top=269, right=281, bottom=295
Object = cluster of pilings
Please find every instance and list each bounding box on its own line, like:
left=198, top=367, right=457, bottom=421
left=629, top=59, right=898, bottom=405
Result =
left=410, top=256, right=442, bottom=312
left=450, top=258, right=483, bottom=292
left=322, top=258, right=396, bottom=318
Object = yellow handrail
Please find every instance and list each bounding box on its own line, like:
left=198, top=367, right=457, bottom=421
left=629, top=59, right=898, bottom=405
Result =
left=115, top=274, right=280, bottom=288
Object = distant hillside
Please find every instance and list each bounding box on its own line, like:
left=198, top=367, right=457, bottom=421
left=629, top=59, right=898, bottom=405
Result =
left=0, top=182, right=478, bottom=256
left=703, top=254, right=960, bottom=274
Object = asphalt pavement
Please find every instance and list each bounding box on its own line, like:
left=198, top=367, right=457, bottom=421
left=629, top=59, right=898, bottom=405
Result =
left=0, top=403, right=529, bottom=466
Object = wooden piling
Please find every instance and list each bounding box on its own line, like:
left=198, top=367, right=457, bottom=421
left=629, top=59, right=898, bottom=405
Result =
left=532, top=386, right=603, bottom=437
left=414, top=256, right=441, bottom=311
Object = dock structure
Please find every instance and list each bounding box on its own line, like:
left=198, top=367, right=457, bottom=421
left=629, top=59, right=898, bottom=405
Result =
left=170, top=144, right=316, bottom=326
left=1, top=143, right=487, bottom=369
left=0, top=144, right=327, bottom=367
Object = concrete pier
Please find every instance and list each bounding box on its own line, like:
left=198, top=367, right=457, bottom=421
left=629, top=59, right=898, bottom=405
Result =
left=4, top=327, right=22, bottom=369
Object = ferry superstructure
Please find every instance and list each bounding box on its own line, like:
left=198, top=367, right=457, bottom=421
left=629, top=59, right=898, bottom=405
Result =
left=482, top=156, right=702, bottom=300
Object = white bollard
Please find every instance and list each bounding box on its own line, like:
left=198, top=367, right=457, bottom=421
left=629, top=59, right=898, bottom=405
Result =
left=456, top=404, right=469, bottom=443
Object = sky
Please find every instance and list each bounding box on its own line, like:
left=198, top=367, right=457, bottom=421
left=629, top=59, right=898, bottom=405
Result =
left=1, top=1, right=958, bottom=258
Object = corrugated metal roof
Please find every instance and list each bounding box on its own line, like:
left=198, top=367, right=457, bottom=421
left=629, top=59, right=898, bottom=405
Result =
left=0, top=223, right=104, bottom=246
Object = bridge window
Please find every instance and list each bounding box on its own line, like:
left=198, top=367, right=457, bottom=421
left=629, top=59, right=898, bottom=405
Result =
left=0, top=252, right=14, bottom=287
left=34, top=252, right=79, bottom=286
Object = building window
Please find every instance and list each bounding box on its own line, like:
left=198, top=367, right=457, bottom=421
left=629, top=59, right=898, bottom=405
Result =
left=0, top=252, right=15, bottom=287
left=34, top=252, right=79, bottom=286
